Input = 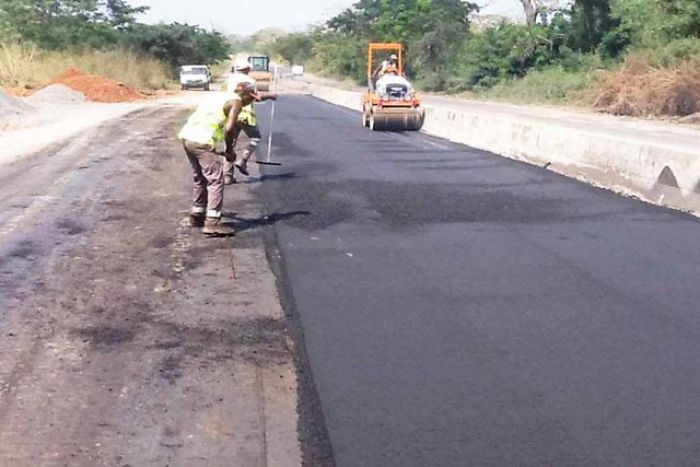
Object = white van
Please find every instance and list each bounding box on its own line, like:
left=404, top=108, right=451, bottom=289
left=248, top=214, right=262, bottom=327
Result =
left=180, top=65, right=211, bottom=91
left=291, top=65, right=304, bottom=78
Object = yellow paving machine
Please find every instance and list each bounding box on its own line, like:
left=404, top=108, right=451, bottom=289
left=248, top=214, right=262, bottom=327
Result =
left=362, top=43, right=424, bottom=131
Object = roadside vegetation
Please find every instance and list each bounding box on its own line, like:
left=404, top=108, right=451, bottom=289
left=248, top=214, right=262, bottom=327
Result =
left=0, top=43, right=171, bottom=93
left=0, top=0, right=231, bottom=93
left=252, top=0, right=700, bottom=118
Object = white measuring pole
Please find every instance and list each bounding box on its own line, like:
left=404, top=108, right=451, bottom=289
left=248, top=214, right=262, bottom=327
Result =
left=265, top=64, right=280, bottom=163
left=266, top=101, right=276, bottom=163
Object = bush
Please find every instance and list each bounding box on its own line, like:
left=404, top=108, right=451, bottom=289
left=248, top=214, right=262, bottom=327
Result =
left=455, top=23, right=565, bottom=90
left=643, top=38, right=700, bottom=68
left=0, top=42, right=172, bottom=92
left=481, top=66, right=593, bottom=104
left=593, top=53, right=700, bottom=117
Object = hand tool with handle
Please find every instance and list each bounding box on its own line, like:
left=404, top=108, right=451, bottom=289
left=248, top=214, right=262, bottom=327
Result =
left=256, top=65, right=282, bottom=166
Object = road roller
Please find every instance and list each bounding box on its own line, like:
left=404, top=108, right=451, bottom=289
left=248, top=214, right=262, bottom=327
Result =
left=362, top=43, right=425, bottom=131
left=248, top=55, right=272, bottom=92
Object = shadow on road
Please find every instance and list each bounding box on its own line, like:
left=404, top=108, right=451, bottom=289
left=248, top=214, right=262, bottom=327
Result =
left=239, top=172, right=299, bottom=184
left=222, top=210, right=311, bottom=233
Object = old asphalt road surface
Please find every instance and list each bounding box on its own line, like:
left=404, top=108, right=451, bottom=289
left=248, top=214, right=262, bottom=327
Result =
left=0, top=104, right=304, bottom=466
left=259, top=95, right=700, bottom=466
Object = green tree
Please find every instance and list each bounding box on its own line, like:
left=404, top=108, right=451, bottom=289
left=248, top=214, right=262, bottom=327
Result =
left=105, top=0, right=149, bottom=28
left=124, top=23, right=231, bottom=71
left=228, top=34, right=255, bottom=55
left=0, top=0, right=230, bottom=73
left=270, top=33, right=316, bottom=65
left=0, top=0, right=153, bottom=48
left=458, top=22, right=565, bottom=88
left=612, top=0, right=700, bottom=49
left=567, top=0, right=620, bottom=54
left=409, top=0, right=476, bottom=88
left=318, top=0, right=477, bottom=88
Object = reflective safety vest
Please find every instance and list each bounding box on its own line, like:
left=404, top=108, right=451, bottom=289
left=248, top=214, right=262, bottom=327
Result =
left=178, top=93, right=241, bottom=146
left=238, top=104, right=256, bottom=126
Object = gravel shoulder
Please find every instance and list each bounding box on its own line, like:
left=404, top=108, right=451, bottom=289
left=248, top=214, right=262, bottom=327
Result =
left=0, top=101, right=301, bottom=466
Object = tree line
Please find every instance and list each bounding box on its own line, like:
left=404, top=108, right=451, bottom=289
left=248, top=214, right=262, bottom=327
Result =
left=0, top=1, right=231, bottom=74
left=263, top=0, right=700, bottom=93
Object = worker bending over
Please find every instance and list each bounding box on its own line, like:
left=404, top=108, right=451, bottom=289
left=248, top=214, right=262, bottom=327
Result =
left=224, top=58, right=277, bottom=183
left=178, top=82, right=259, bottom=236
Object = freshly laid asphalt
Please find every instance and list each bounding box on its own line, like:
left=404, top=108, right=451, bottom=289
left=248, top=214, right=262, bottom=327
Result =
left=257, top=95, right=700, bottom=467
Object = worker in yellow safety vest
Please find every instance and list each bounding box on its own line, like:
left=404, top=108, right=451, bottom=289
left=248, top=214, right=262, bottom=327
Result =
left=178, top=82, right=260, bottom=236
left=224, top=58, right=277, bottom=183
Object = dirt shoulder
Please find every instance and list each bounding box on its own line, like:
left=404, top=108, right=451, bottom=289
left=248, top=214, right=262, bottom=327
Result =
left=0, top=103, right=301, bottom=466
left=0, top=90, right=203, bottom=166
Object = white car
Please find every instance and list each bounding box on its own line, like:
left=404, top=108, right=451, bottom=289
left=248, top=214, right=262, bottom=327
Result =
left=291, top=65, right=304, bottom=78
left=180, top=65, right=211, bottom=91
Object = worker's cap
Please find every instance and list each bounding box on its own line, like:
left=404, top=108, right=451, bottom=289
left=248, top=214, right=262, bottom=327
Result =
left=234, top=82, right=260, bottom=100
left=389, top=54, right=398, bottom=60
left=233, top=57, right=252, bottom=71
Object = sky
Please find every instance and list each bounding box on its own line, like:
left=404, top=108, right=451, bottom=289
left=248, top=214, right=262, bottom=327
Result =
left=136, top=0, right=524, bottom=35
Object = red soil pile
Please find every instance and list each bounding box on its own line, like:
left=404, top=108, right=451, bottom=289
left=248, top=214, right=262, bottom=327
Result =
left=53, top=68, right=145, bottom=103
left=55, top=68, right=83, bottom=81
left=1, top=84, right=34, bottom=97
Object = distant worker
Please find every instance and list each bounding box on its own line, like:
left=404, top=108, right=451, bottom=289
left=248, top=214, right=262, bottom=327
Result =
left=374, top=53, right=399, bottom=81
left=178, top=82, right=260, bottom=235
left=226, top=57, right=256, bottom=91
left=224, top=57, right=277, bottom=183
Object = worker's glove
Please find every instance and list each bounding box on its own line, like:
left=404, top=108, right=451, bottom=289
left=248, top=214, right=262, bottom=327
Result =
left=224, top=149, right=236, bottom=162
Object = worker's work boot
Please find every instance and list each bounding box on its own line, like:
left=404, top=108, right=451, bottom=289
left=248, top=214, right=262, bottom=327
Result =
left=189, top=213, right=205, bottom=227
left=202, top=218, right=235, bottom=236
left=234, top=159, right=249, bottom=176
left=224, top=175, right=236, bottom=185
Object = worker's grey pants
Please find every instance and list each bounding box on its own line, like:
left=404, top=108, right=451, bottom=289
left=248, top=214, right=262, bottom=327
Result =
left=183, top=140, right=225, bottom=219
left=224, top=123, right=262, bottom=177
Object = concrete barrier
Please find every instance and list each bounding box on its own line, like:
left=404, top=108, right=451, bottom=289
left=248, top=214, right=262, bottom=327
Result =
left=310, top=84, right=700, bottom=216
left=312, top=86, right=360, bottom=112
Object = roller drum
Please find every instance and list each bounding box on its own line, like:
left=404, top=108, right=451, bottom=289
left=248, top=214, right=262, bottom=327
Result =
left=370, top=108, right=424, bottom=132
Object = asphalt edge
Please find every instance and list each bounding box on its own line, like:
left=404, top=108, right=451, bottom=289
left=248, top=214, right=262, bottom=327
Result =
left=256, top=174, right=337, bottom=467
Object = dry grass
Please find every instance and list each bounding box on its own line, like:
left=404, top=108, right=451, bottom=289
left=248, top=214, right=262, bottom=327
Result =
left=593, top=53, right=700, bottom=117
left=0, top=42, right=172, bottom=93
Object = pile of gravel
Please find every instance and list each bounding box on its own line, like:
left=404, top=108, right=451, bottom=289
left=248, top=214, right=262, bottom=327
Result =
left=25, top=84, right=86, bottom=105
left=0, top=88, right=32, bottom=114
left=0, top=89, right=37, bottom=130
